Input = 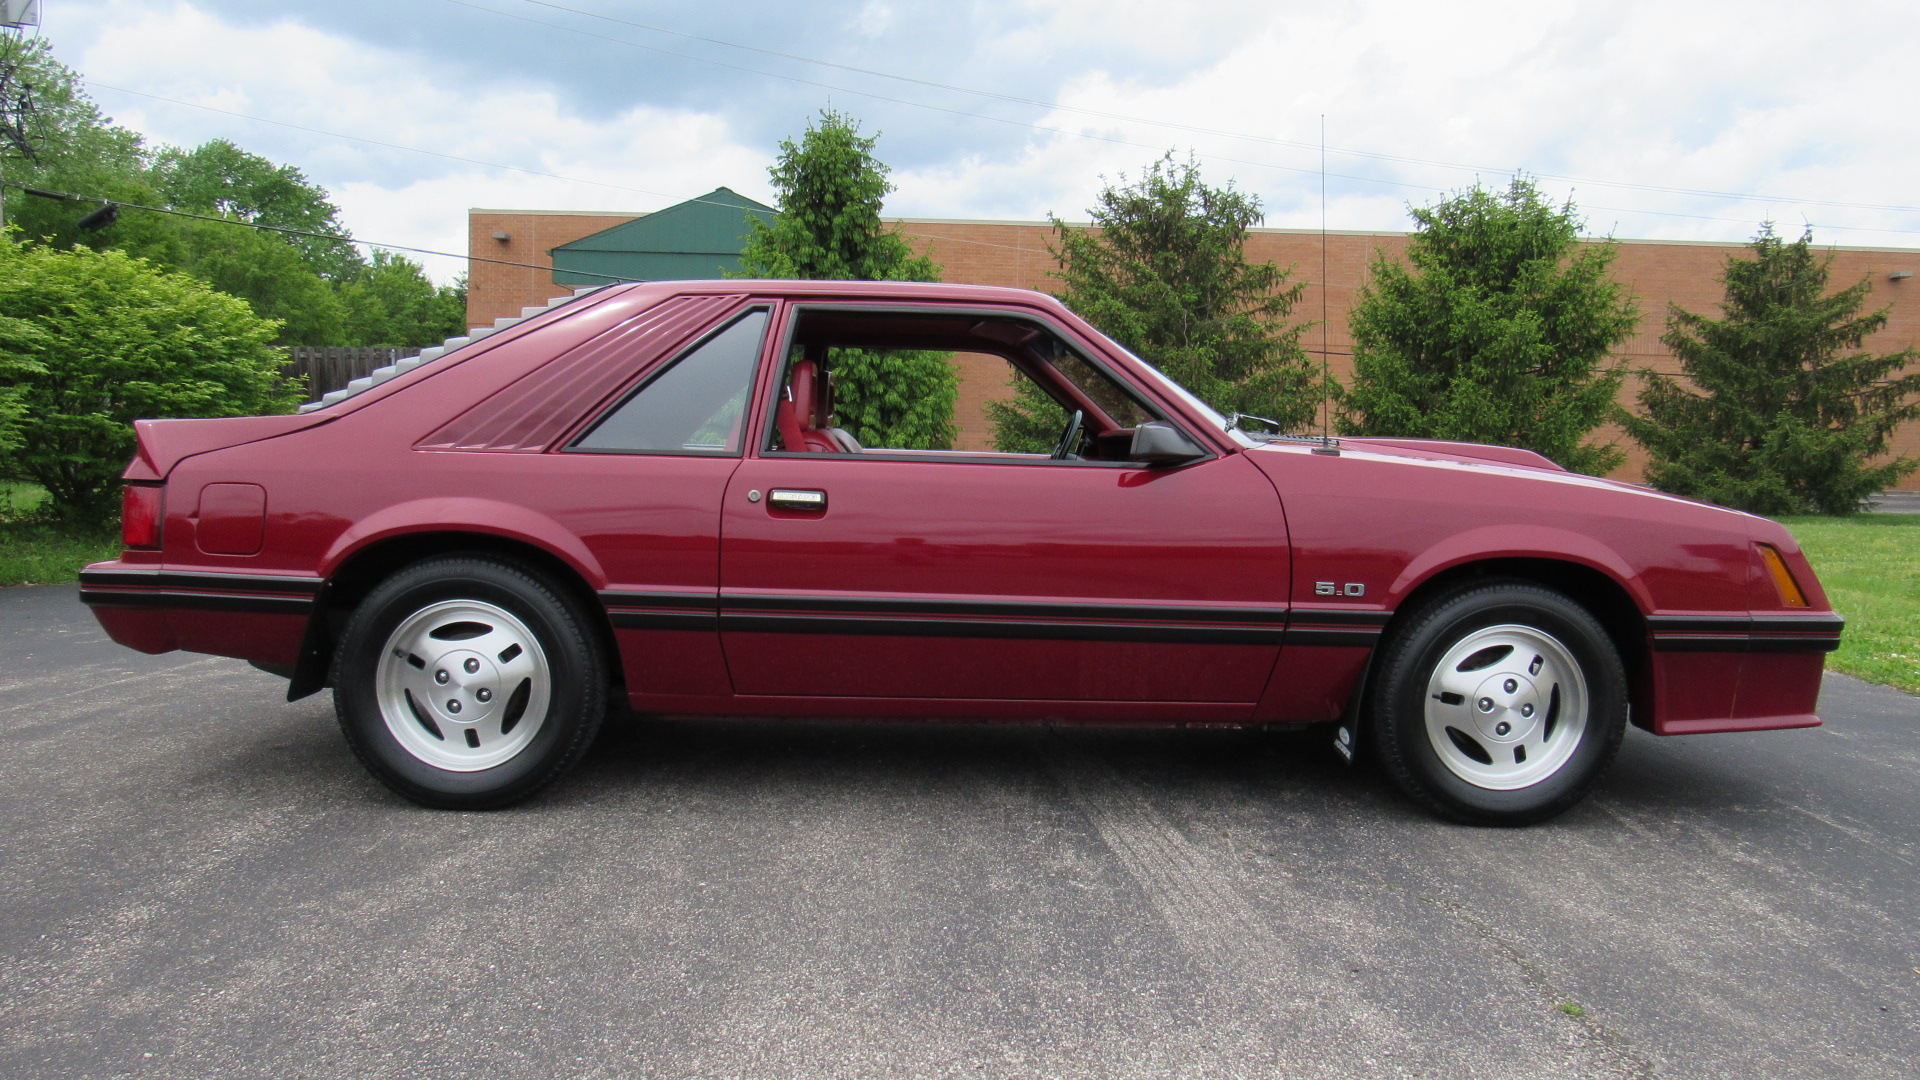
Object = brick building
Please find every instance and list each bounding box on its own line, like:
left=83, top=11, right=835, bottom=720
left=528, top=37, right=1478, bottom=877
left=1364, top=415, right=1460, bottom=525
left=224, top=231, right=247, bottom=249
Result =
left=468, top=200, right=1920, bottom=490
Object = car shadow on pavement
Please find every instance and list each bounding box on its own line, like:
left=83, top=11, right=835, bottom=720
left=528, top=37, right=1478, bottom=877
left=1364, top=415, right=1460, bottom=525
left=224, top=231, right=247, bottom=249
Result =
left=200, top=694, right=1803, bottom=826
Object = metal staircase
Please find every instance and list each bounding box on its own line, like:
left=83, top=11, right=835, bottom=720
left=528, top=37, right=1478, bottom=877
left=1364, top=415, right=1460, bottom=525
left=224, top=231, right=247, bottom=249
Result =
left=298, top=287, right=603, bottom=413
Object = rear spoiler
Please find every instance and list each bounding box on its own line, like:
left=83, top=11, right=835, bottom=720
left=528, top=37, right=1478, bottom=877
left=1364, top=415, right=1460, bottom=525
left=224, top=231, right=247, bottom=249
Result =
left=123, top=413, right=330, bottom=481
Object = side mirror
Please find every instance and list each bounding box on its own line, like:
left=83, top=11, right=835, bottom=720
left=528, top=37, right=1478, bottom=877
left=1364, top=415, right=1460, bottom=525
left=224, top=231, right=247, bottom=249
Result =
left=1129, top=422, right=1208, bottom=466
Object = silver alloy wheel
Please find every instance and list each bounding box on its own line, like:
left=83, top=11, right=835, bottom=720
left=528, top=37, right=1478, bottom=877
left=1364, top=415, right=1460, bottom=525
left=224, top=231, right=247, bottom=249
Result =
left=1422, top=623, right=1589, bottom=791
left=375, top=599, right=552, bottom=772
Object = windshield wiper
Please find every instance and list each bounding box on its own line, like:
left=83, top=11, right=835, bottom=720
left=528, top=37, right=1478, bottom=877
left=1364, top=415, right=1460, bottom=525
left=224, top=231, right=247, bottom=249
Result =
left=1223, top=411, right=1280, bottom=435
left=1224, top=411, right=1340, bottom=447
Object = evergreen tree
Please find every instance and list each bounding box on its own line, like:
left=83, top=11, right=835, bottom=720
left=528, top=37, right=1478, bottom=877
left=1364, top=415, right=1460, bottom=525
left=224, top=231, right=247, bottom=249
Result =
left=1339, top=177, right=1638, bottom=474
left=1621, top=228, right=1920, bottom=514
left=993, top=154, right=1313, bottom=452
left=738, top=109, right=955, bottom=449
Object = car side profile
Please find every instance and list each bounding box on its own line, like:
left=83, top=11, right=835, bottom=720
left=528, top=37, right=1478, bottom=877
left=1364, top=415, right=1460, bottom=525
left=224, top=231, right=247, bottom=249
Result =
left=79, top=280, right=1842, bottom=823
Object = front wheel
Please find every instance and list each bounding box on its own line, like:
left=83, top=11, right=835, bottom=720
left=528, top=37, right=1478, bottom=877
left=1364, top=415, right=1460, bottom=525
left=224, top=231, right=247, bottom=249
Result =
left=1367, top=580, right=1626, bottom=825
left=333, top=556, right=605, bottom=809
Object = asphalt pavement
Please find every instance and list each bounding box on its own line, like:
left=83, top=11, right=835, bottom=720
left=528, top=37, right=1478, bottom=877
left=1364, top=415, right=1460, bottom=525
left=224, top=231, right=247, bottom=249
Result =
left=2, top=583, right=1916, bottom=1080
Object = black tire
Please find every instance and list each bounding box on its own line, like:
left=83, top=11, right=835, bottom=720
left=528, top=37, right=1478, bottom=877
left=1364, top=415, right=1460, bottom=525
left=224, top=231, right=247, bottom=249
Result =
left=332, top=555, right=606, bottom=809
left=1366, top=580, right=1626, bottom=825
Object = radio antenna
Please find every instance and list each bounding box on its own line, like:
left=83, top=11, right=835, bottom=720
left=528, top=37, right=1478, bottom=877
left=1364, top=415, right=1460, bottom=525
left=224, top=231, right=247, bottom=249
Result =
left=1313, top=114, right=1339, bottom=455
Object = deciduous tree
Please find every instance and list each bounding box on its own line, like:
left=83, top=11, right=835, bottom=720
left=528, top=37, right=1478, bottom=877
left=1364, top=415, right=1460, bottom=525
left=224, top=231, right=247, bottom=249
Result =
left=1621, top=228, right=1920, bottom=514
left=153, top=138, right=360, bottom=280
left=338, top=255, right=469, bottom=347
left=738, top=109, right=955, bottom=449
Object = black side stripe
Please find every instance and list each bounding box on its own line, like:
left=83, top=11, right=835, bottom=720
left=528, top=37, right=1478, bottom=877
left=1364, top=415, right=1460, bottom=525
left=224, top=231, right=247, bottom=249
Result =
left=601, top=590, right=720, bottom=632
left=724, top=593, right=1294, bottom=624
left=81, top=569, right=323, bottom=596
left=720, top=613, right=1283, bottom=645
left=80, top=569, right=321, bottom=614
left=1284, top=607, right=1393, bottom=647
left=1647, top=613, right=1844, bottom=654
left=605, top=592, right=1391, bottom=647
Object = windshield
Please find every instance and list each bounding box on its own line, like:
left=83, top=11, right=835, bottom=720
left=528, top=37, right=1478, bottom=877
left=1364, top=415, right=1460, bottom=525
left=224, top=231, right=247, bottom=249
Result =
left=1115, top=346, right=1263, bottom=449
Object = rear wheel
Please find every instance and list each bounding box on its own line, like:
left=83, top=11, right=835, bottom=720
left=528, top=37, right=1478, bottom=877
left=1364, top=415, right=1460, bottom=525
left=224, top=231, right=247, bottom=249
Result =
left=333, top=556, right=605, bottom=809
left=1368, top=580, right=1626, bottom=825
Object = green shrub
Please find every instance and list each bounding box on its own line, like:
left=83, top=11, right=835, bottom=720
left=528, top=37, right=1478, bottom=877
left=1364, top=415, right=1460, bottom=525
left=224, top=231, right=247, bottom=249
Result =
left=0, top=241, right=299, bottom=525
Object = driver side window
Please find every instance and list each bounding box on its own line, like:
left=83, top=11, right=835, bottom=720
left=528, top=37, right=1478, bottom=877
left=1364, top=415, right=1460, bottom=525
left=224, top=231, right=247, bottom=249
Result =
left=767, top=308, right=1166, bottom=463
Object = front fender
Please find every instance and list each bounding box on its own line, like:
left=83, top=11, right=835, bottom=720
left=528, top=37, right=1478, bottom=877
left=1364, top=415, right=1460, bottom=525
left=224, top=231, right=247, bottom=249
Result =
left=1387, top=524, right=1654, bottom=614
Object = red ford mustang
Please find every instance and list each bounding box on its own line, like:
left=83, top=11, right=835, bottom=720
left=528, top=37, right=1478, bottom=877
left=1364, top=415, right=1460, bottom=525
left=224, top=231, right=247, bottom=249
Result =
left=79, top=280, right=1841, bottom=823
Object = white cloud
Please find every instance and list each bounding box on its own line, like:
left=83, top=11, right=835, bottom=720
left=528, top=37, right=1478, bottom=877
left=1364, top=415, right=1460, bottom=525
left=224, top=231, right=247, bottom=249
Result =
left=73, top=1, right=772, bottom=282
left=987, top=0, right=1920, bottom=245
left=48, top=0, right=1920, bottom=286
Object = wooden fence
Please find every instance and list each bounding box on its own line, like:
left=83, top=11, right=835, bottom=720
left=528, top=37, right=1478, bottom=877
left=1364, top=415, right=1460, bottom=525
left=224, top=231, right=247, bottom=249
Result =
left=285, top=347, right=422, bottom=400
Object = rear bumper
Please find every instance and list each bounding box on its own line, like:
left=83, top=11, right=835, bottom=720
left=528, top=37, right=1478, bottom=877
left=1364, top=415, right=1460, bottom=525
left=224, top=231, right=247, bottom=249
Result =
left=79, top=563, right=320, bottom=667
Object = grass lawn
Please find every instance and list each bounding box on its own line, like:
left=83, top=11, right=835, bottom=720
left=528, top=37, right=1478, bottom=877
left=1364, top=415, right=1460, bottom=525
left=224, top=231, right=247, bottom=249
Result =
left=0, top=482, right=119, bottom=587
left=1781, top=514, right=1920, bottom=696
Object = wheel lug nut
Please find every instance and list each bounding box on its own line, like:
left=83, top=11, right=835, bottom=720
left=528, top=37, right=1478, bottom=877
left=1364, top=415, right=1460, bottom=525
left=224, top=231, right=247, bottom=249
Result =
left=1477, top=697, right=1495, bottom=712
left=1503, top=678, right=1518, bottom=693
left=1495, top=721, right=1511, bottom=736
left=1521, top=704, right=1535, bottom=718
left=447, top=700, right=462, bottom=714
left=435, top=669, right=449, bottom=684
left=476, top=688, right=492, bottom=703
left=464, top=658, right=480, bottom=674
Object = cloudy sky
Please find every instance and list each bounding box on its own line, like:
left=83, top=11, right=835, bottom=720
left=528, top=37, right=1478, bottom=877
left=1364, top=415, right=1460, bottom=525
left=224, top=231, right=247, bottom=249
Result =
left=33, top=0, right=1920, bottom=282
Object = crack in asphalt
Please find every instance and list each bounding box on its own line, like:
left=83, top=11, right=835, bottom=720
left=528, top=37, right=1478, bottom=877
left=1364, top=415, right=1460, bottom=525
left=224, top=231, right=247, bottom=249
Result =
left=1212, top=820, right=1663, bottom=1080
left=1039, top=730, right=1650, bottom=1078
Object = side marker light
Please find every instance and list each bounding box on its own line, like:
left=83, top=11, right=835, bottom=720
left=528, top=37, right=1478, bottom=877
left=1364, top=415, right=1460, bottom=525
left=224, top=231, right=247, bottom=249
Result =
left=1757, top=543, right=1808, bottom=608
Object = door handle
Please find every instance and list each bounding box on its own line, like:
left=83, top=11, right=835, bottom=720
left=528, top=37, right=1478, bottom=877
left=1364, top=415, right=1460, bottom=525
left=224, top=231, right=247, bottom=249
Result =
left=768, top=488, right=827, bottom=511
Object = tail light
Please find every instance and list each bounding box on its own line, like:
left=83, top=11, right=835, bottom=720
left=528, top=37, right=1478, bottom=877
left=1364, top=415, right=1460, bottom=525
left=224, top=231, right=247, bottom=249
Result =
left=1757, top=543, right=1808, bottom=608
left=122, top=484, right=163, bottom=550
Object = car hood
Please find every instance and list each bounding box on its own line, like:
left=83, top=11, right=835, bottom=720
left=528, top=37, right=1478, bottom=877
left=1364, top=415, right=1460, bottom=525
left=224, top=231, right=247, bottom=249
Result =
left=1330, top=437, right=1567, bottom=473
left=1248, top=436, right=1759, bottom=526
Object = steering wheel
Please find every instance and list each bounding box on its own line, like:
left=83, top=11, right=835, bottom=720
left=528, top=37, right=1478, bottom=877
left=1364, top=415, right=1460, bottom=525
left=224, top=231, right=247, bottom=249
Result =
left=1050, top=409, right=1085, bottom=460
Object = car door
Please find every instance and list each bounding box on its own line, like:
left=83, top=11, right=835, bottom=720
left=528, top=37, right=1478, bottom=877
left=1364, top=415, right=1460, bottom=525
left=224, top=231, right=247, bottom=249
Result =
left=715, top=306, right=1291, bottom=708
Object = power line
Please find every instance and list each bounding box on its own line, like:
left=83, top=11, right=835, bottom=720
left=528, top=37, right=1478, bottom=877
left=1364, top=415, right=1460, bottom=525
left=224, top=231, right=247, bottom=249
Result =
left=490, top=0, right=1920, bottom=218
left=80, top=80, right=1059, bottom=256
left=81, top=62, right=1918, bottom=254
left=7, top=182, right=641, bottom=281
left=453, top=0, right=1920, bottom=235
left=77, top=77, right=1920, bottom=259
left=438, top=0, right=1409, bottom=192
left=87, top=81, right=678, bottom=199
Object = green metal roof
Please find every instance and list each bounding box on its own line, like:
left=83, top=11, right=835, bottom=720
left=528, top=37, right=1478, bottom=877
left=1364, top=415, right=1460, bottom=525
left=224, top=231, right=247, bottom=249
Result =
left=550, top=187, right=776, bottom=285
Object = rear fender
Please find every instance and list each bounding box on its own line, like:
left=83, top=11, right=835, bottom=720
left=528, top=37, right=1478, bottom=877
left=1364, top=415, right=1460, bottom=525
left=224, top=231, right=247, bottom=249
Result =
left=317, top=498, right=608, bottom=588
